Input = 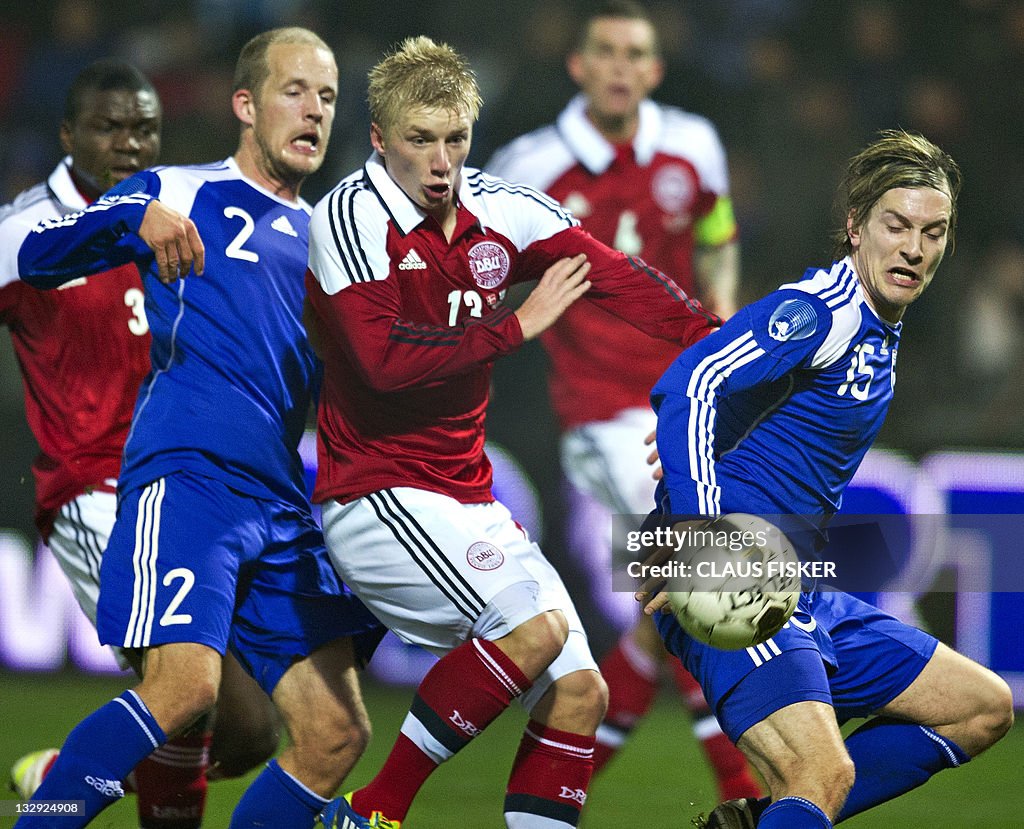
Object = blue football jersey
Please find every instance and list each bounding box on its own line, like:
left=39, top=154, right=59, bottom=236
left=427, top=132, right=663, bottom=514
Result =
left=19, top=158, right=318, bottom=508
left=653, top=258, right=900, bottom=519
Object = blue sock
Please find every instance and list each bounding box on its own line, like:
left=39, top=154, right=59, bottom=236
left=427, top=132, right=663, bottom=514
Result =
left=15, top=691, right=165, bottom=828
left=760, top=796, right=832, bottom=828
left=837, top=717, right=969, bottom=822
left=230, top=759, right=329, bottom=829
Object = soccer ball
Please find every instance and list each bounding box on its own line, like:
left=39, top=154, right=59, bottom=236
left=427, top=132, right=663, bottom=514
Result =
left=665, top=513, right=801, bottom=650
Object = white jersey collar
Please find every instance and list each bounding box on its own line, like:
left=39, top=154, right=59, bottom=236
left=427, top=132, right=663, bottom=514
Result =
left=556, top=94, right=662, bottom=174
left=364, top=152, right=485, bottom=235
left=47, top=157, right=89, bottom=210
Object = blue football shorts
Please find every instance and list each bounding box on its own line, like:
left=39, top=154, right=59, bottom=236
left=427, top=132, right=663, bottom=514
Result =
left=97, top=470, right=383, bottom=693
left=656, top=588, right=938, bottom=743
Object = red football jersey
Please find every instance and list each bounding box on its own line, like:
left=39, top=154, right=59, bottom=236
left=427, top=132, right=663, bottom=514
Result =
left=306, top=157, right=715, bottom=506
left=0, top=160, right=151, bottom=536
left=488, top=96, right=736, bottom=429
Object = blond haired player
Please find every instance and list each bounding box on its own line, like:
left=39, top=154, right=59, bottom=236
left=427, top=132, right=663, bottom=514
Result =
left=307, top=35, right=719, bottom=829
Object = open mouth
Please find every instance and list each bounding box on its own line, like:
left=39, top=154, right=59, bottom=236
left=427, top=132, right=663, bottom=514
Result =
left=426, top=183, right=450, bottom=198
left=889, top=267, right=920, bottom=286
left=291, top=132, right=320, bottom=154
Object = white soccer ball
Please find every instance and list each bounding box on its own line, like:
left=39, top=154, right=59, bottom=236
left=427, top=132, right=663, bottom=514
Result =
left=666, top=513, right=801, bottom=650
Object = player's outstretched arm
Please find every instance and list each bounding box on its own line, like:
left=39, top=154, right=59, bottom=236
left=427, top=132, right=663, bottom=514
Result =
left=524, top=226, right=717, bottom=348
left=138, top=200, right=205, bottom=283
left=514, top=253, right=591, bottom=340
left=18, top=173, right=202, bottom=289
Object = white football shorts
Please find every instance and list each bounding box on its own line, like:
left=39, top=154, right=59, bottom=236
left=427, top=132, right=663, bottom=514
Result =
left=321, top=487, right=597, bottom=710
left=47, top=489, right=117, bottom=626
left=47, top=489, right=131, bottom=668
left=560, top=407, right=658, bottom=518
left=560, top=407, right=659, bottom=629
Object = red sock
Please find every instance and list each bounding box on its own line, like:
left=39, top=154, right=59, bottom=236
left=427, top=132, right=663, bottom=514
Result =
left=670, top=660, right=762, bottom=800
left=505, top=720, right=595, bottom=827
left=133, top=732, right=210, bottom=829
left=593, top=634, right=659, bottom=771
left=352, top=638, right=530, bottom=821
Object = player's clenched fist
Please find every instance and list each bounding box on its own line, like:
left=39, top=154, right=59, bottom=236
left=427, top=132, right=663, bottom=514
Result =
left=515, top=253, right=591, bottom=340
left=139, top=200, right=205, bottom=283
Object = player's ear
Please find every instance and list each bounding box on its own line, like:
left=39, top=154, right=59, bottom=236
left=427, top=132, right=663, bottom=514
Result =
left=846, top=210, right=860, bottom=248
left=233, top=89, right=256, bottom=126
left=59, top=121, right=73, bottom=155
left=648, top=56, right=666, bottom=90
left=370, top=123, right=386, bottom=155
left=567, top=51, right=585, bottom=87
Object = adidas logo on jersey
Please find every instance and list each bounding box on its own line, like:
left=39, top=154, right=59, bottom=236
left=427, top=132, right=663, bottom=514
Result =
left=271, top=215, right=298, bottom=237
left=398, top=248, right=427, bottom=270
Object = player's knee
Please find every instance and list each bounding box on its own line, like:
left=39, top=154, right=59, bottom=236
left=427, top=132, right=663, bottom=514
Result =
left=530, top=609, right=571, bottom=649
left=139, top=673, right=220, bottom=735
left=940, top=664, right=1016, bottom=757
left=558, top=669, right=609, bottom=728
left=832, top=753, right=856, bottom=802
left=295, top=706, right=372, bottom=770
left=323, top=712, right=372, bottom=761
left=534, top=669, right=608, bottom=735
left=186, top=677, right=221, bottom=724
left=970, top=674, right=1014, bottom=753
left=138, top=643, right=223, bottom=734
left=503, top=610, right=570, bottom=678
left=819, top=754, right=856, bottom=817
left=345, top=707, right=374, bottom=757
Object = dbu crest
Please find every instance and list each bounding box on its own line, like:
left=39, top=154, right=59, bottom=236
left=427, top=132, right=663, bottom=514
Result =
left=468, top=241, right=510, bottom=289
left=467, top=541, right=505, bottom=571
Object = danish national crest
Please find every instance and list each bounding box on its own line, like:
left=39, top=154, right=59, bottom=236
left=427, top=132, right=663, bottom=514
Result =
left=468, top=241, right=510, bottom=289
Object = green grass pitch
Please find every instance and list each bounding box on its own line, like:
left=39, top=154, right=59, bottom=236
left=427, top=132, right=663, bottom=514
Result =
left=1, top=670, right=1021, bottom=827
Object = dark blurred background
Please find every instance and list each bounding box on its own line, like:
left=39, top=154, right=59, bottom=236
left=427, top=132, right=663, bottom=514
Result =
left=2, top=0, right=1023, bottom=603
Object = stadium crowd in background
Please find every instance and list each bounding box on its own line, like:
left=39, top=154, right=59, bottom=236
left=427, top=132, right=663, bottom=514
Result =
left=486, top=0, right=760, bottom=803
